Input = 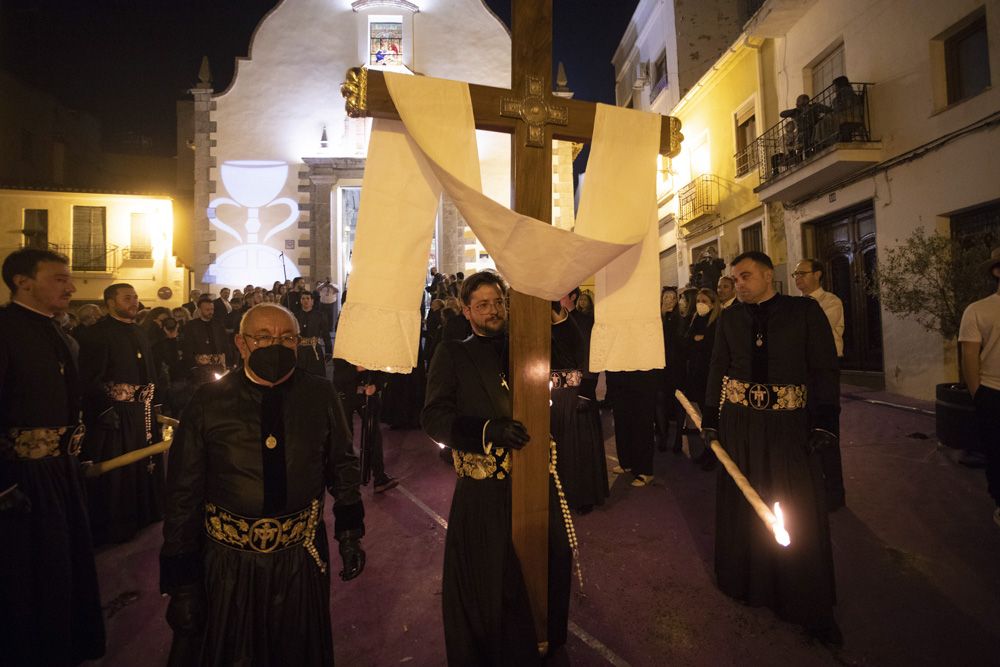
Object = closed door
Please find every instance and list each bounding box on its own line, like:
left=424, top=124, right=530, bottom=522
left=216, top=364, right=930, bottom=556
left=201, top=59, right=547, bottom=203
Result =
left=812, top=204, right=883, bottom=372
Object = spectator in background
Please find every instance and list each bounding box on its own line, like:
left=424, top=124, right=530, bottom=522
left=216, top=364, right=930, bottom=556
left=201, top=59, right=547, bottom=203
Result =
left=658, top=287, right=685, bottom=454
left=182, top=289, right=200, bottom=315
left=682, top=288, right=721, bottom=470
left=959, top=247, right=1000, bottom=529
left=718, top=276, right=737, bottom=309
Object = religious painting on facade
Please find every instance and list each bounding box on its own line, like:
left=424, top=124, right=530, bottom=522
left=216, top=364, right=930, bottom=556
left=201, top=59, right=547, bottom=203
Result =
left=370, top=21, right=402, bottom=67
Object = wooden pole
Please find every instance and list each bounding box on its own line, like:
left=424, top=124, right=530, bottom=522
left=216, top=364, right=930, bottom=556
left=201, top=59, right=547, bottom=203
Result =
left=674, top=389, right=790, bottom=546
left=509, top=0, right=553, bottom=645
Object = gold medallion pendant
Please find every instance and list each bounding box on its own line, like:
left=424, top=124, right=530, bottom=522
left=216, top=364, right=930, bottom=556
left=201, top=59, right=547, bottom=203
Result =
left=265, top=435, right=278, bottom=449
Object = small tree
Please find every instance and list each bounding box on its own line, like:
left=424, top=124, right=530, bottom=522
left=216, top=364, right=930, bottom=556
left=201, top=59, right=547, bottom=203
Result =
left=870, top=226, right=998, bottom=380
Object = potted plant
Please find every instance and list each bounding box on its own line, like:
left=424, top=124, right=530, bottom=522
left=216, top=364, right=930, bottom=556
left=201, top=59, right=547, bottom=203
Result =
left=870, top=226, right=998, bottom=451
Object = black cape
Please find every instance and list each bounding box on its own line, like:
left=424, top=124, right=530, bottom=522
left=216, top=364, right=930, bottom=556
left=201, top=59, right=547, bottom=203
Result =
left=423, top=335, right=571, bottom=665
left=160, top=369, right=364, bottom=667
left=78, top=316, right=164, bottom=546
left=0, top=302, right=105, bottom=665
left=705, top=294, right=839, bottom=632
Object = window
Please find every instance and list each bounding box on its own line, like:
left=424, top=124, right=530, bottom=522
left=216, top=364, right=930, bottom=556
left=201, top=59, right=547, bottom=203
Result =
left=369, top=18, right=402, bottom=67
left=130, top=212, right=152, bottom=260
left=659, top=246, right=679, bottom=289
left=811, top=43, right=845, bottom=96
left=741, top=222, right=764, bottom=253
left=946, top=12, right=990, bottom=104
left=72, top=206, right=107, bottom=271
left=651, top=51, right=668, bottom=99
left=23, top=209, right=48, bottom=249
left=734, top=102, right=757, bottom=176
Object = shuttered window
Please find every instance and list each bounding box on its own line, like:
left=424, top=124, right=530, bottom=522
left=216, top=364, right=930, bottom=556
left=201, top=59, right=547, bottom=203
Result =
left=72, top=206, right=107, bottom=271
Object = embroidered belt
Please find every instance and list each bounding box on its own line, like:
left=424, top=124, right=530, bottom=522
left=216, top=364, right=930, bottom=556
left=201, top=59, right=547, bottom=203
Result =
left=722, top=376, right=806, bottom=411
left=453, top=449, right=512, bottom=481
left=551, top=369, right=583, bottom=388
left=0, top=424, right=85, bottom=461
left=204, top=499, right=326, bottom=573
left=299, top=337, right=324, bottom=360
left=104, top=382, right=155, bottom=442
left=194, top=353, right=226, bottom=367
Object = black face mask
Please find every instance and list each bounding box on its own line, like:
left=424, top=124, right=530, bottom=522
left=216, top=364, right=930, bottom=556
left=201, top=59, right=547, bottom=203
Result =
left=247, top=344, right=297, bottom=383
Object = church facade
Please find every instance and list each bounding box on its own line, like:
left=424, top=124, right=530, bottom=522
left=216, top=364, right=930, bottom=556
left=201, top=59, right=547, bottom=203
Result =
left=190, top=0, right=516, bottom=292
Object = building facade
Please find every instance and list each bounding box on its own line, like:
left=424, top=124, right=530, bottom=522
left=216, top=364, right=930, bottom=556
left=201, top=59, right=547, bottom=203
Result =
left=0, top=188, right=187, bottom=308
left=190, top=0, right=524, bottom=292
left=617, top=0, right=1000, bottom=399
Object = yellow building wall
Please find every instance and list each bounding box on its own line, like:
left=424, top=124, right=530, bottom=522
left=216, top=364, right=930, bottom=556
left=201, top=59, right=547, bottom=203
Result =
left=669, top=43, right=769, bottom=264
left=0, top=189, right=189, bottom=308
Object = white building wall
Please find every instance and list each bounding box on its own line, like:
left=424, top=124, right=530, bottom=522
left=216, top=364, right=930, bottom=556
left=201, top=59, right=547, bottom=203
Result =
left=767, top=0, right=1000, bottom=399
left=204, top=0, right=511, bottom=287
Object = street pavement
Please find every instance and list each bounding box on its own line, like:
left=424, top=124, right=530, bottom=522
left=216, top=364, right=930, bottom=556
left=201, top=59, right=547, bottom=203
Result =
left=91, top=384, right=1000, bottom=666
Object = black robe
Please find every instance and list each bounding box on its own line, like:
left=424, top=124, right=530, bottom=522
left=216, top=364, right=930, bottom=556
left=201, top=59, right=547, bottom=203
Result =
left=160, top=369, right=364, bottom=667
left=550, top=316, right=608, bottom=510
left=0, top=302, right=105, bottom=665
left=422, top=334, right=571, bottom=666
left=182, top=317, right=231, bottom=373
left=295, top=308, right=331, bottom=377
left=78, top=316, right=164, bottom=546
left=704, top=293, right=839, bottom=633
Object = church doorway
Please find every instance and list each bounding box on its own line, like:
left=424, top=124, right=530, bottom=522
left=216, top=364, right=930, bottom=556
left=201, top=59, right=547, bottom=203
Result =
left=336, top=185, right=361, bottom=295
left=804, top=202, right=884, bottom=372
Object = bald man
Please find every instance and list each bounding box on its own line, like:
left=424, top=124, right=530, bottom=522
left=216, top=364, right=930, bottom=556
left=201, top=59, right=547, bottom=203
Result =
left=160, top=304, right=365, bottom=666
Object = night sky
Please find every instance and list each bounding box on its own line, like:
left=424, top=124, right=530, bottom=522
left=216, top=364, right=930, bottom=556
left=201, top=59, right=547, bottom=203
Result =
left=1, top=0, right=639, bottom=156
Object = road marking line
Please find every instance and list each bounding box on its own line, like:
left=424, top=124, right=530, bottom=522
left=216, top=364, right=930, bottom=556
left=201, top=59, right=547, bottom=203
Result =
left=395, top=482, right=631, bottom=667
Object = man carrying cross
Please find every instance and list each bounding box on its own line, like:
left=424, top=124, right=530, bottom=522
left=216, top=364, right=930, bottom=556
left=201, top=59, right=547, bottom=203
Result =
left=336, top=0, right=679, bottom=656
left=422, top=270, right=571, bottom=663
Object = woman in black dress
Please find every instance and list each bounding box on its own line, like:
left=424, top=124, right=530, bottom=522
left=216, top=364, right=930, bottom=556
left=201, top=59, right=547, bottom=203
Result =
left=682, top=288, right=721, bottom=469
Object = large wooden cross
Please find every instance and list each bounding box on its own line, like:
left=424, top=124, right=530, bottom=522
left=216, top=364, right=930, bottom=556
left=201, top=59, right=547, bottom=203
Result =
left=342, top=0, right=680, bottom=643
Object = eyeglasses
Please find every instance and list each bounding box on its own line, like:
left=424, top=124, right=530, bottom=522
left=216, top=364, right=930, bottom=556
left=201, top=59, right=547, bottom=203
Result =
left=471, top=299, right=507, bottom=314
left=790, top=270, right=817, bottom=278
left=242, top=333, right=301, bottom=348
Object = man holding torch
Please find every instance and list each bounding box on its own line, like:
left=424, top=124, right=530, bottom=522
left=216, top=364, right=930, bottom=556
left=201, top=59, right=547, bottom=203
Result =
left=702, top=251, right=841, bottom=645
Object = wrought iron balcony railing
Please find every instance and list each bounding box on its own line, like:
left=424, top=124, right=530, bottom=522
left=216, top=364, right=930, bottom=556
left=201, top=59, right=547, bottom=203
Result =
left=678, top=174, right=720, bottom=225
left=49, top=244, right=121, bottom=273
left=736, top=81, right=873, bottom=187
left=123, top=245, right=153, bottom=261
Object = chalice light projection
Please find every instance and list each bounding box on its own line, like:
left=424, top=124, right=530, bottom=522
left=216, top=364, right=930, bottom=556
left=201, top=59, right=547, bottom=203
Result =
left=204, top=160, right=301, bottom=286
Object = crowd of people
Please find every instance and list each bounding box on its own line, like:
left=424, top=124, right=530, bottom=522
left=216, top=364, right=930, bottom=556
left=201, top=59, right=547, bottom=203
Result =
left=5, top=241, right=998, bottom=665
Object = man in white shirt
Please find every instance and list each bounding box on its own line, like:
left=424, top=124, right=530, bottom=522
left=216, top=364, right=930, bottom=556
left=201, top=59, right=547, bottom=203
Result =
left=717, top=275, right=737, bottom=309
left=958, top=247, right=1000, bottom=529
left=793, top=259, right=844, bottom=357
left=793, top=258, right=846, bottom=509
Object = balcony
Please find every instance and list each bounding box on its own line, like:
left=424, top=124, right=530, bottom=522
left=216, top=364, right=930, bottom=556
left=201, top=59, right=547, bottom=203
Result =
left=678, top=174, right=721, bottom=228
left=51, top=244, right=121, bottom=273
left=739, top=81, right=881, bottom=203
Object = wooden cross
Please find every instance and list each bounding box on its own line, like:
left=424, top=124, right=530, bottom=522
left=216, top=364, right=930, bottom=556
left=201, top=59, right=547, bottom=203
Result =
left=342, top=0, right=681, bottom=644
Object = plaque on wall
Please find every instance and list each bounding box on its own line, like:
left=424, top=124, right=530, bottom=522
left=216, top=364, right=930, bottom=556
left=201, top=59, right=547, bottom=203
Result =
left=157, top=286, right=173, bottom=301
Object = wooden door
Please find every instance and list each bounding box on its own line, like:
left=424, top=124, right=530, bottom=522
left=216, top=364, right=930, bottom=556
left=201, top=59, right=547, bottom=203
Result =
left=811, top=203, right=883, bottom=371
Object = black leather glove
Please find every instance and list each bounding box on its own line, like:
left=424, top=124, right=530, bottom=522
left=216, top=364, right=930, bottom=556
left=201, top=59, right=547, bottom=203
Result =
left=0, top=485, right=32, bottom=514
left=701, top=428, right=719, bottom=445
left=807, top=428, right=838, bottom=456
left=165, top=584, right=206, bottom=634
left=337, top=531, right=366, bottom=582
left=484, top=418, right=530, bottom=450
left=98, top=408, right=121, bottom=431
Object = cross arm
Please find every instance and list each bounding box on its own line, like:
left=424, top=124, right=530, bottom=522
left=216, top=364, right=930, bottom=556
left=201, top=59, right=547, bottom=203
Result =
left=342, top=67, right=682, bottom=157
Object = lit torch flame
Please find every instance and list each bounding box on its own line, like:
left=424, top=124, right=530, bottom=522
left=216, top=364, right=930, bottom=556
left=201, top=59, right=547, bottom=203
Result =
left=772, top=501, right=791, bottom=547
left=434, top=441, right=446, bottom=450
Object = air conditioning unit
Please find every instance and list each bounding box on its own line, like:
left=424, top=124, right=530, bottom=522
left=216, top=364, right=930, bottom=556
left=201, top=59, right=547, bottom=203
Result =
left=633, top=61, right=650, bottom=89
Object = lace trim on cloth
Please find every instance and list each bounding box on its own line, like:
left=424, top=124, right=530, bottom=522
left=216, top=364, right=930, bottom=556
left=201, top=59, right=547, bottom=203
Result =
left=589, top=318, right=665, bottom=372
left=332, top=302, right=421, bottom=373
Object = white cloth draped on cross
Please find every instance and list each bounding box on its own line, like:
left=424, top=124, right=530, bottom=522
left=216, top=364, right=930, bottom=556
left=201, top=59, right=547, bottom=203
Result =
left=333, top=72, right=665, bottom=374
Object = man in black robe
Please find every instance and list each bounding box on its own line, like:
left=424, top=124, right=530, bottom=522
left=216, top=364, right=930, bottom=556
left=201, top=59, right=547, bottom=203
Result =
left=0, top=248, right=105, bottom=666
left=181, top=295, right=230, bottom=386
left=161, top=303, right=365, bottom=667
left=295, top=292, right=331, bottom=377
left=211, top=287, right=232, bottom=327
left=332, top=358, right=397, bottom=493
left=422, top=270, right=571, bottom=666
left=702, top=251, right=841, bottom=644
left=77, top=282, right=163, bottom=546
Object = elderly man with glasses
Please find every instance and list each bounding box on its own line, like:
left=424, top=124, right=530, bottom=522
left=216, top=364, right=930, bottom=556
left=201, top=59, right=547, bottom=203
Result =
left=160, top=303, right=365, bottom=667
